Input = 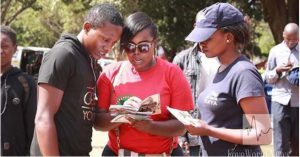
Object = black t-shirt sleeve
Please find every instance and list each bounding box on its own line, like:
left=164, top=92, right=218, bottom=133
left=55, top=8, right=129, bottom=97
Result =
left=38, top=47, right=75, bottom=90
left=234, top=68, right=265, bottom=103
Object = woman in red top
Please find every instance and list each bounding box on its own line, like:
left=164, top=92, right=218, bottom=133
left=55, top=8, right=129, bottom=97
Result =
left=95, top=12, right=194, bottom=156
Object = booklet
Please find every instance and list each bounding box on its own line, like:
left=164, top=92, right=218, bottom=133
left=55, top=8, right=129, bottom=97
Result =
left=109, top=94, right=161, bottom=123
left=167, top=106, right=201, bottom=127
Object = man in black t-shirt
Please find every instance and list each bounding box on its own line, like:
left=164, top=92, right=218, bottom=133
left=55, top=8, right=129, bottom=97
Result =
left=33, top=4, right=123, bottom=156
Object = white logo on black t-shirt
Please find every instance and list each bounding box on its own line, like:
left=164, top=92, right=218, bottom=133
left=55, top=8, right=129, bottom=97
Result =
left=82, top=87, right=96, bottom=121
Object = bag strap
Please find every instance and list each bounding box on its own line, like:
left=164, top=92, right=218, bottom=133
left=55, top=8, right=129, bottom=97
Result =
left=169, top=137, right=175, bottom=155
left=17, top=75, right=30, bottom=103
left=111, top=62, right=126, bottom=150
left=115, top=127, right=121, bottom=149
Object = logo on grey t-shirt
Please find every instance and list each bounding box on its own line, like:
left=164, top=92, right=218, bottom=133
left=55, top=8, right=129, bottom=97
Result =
left=204, top=91, right=219, bottom=106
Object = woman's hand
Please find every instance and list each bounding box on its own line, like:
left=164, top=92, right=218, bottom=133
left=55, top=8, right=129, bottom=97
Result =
left=185, top=120, right=211, bottom=136
left=126, top=116, right=152, bottom=132
left=125, top=117, right=186, bottom=137
left=123, top=96, right=142, bottom=109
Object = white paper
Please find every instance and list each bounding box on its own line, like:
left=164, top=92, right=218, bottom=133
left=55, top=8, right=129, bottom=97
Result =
left=167, top=106, right=200, bottom=127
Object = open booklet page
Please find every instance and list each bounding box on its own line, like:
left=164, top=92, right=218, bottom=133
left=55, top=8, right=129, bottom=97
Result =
left=167, top=106, right=200, bottom=127
left=110, top=94, right=161, bottom=123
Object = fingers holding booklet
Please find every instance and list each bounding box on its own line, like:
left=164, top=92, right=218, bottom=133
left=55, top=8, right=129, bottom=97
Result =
left=109, top=94, right=161, bottom=123
left=167, top=106, right=201, bottom=127
left=110, top=114, right=151, bottom=123
left=109, top=93, right=200, bottom=126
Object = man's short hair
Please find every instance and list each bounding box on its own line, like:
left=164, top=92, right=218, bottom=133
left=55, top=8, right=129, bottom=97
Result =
left=85, top=4, right=123, bottom=28
left=1, top=25, right=17, bottom=45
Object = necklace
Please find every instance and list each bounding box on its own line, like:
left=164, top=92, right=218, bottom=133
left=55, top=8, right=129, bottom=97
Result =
left=1, top=76, right=8, bottom=115
left=89, top=56, right=98, bottom=101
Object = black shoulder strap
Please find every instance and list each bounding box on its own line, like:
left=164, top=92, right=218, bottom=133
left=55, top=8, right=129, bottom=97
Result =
left=17, top=75, right=30, bottom=103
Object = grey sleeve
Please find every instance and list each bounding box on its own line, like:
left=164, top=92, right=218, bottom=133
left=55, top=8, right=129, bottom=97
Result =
left=265, top=49, right=280, bottom=84
left=38, top=48, right=75, bottom=90
left=235, top=68, right=265, bottom=103
left=172, top=54, right=184, bottom=70
left=24, top=76, right=37, bottom=155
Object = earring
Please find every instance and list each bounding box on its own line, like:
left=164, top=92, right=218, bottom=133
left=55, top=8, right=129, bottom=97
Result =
left=226, top=40, right=230, bottom=43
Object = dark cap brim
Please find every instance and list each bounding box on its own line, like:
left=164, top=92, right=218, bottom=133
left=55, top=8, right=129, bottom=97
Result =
left=185, top=27, right=217, bottom=43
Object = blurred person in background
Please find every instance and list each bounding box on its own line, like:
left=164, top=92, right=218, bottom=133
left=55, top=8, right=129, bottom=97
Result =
left=1, top=26, right=37, bottom=156
left=265, top=23, right=299, bottom=156
left=157, top=46, right=168, bottom=61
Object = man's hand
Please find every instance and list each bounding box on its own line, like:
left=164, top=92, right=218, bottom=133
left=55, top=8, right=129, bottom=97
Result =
left=276, top=64, right=292, bottom=74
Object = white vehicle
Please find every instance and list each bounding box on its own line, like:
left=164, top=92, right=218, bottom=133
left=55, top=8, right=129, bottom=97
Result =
left=12, top=46, right=116, bottom=78
left=98, top=58, right=116, bottom=69
left=12, top=46, right=50, bottom=76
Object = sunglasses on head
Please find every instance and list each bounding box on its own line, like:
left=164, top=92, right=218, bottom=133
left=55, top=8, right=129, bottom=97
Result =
left=123, top=41, right=153, bottom=54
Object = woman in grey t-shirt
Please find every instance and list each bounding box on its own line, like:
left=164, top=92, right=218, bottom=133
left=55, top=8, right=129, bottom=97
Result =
left=184, top=3, right=271, bottom=156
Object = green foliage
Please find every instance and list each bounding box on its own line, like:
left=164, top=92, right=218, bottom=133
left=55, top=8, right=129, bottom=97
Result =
left=255, top=21, right=275, bottom=56
left=10, top=0, right=93, bottom=47
left=117, top=0, right=227, bottom=58
left=8, top=0, right=275, bottom=59
left=1, top=0, right=39, bottom=25
left=11, top=7, right=57, bottom=47
left=230, top=0, right=263, bottom=21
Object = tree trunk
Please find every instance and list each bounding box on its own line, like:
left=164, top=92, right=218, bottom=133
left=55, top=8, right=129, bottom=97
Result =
left=261, top=0, right=299, bottom=44
left=261, top=0, right=287, bottom=44
left=287, top=0, right=299, bottom=24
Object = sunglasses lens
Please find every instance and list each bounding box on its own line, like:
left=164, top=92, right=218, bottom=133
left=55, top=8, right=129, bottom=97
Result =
left=138, top=44, right=150, bottom=53
left=125, top=44, right=136, bottom=53
left=124, top=43, right=151, bottom=54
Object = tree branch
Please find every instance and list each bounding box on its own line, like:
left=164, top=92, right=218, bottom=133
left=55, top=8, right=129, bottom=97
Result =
left=1, top=0, right=13, bottom=23
left=4, top=0, right=37, bottom=25
left=287, top=0, right=299, bottom=24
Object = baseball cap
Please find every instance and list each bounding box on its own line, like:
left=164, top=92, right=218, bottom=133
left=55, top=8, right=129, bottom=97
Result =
left=185, top=3, right=244, bottom=43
